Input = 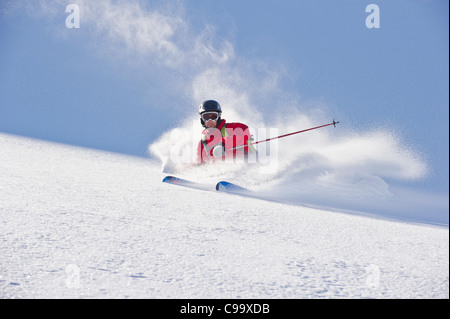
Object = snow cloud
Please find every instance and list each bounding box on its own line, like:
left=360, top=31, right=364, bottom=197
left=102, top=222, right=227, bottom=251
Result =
left=84, top=1, right=183, bottom=63
left=19, top=0, right=233, bottom=69
left=75, top=0, right=234, bottom=68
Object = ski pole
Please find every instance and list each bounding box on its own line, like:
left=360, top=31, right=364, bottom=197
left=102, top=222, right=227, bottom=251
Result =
left=225, top=119, right=339, bottom=152
left=252, top=119, right=339, bottom=146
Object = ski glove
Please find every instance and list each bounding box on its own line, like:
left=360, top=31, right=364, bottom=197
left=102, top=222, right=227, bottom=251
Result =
left=212, top=144, right=225, bottom=159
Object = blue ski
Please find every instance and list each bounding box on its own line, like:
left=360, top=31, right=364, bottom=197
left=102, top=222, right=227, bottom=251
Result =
left=162, top=176, right=212, bottom=191
left=216, top=181, right=250, bottom=193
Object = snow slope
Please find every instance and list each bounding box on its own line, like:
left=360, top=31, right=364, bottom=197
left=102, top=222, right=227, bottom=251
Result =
left=0, top=133, right=448, bottom=298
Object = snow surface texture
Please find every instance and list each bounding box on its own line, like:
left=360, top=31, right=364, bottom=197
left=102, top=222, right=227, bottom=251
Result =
left=0, top=133, right=448, bottom=298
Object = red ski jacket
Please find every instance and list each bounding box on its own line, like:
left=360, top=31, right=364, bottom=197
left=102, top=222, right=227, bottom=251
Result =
left=196, top=119, right=255, bottom=163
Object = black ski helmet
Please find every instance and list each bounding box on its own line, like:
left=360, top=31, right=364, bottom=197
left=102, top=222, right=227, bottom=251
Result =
left=199, top=100, right=222, bottom=127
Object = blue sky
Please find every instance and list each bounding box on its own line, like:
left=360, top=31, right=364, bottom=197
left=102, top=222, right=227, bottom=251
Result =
left=1, top=1, right=448, bottom=213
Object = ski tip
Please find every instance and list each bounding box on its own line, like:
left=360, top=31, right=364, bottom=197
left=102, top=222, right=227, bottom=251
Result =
left=162, top=176, right=171, bottom=183
left=162, top=175, right=177, bottom=183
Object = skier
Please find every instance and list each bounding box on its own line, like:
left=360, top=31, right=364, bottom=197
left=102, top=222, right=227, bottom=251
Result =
left=196, top=100, right=256, bottom=164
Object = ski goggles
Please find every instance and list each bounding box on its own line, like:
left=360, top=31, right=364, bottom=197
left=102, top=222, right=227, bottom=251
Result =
left=201, top=112, right=220, bottom=122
